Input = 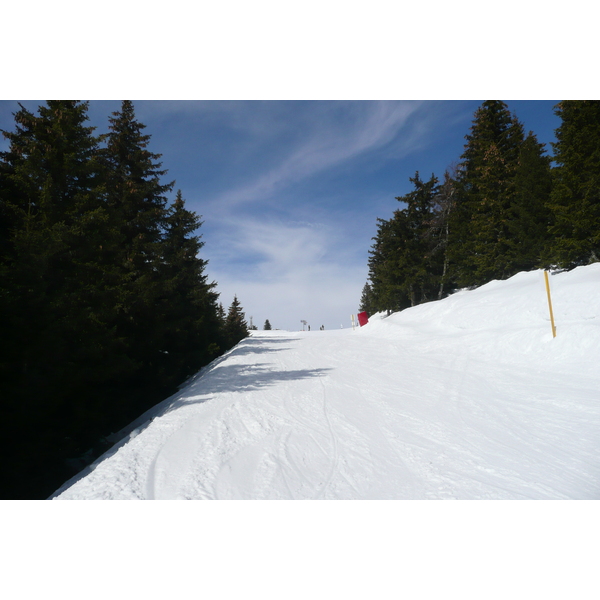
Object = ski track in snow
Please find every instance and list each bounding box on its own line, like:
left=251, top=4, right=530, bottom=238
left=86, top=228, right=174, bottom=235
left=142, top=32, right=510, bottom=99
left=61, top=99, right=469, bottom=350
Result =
left=52, top=265, right=600, bottom=500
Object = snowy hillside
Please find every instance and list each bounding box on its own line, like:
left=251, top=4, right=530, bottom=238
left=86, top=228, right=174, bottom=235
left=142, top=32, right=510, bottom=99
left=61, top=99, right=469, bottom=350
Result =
left=51, top=265, right=600, bottom=500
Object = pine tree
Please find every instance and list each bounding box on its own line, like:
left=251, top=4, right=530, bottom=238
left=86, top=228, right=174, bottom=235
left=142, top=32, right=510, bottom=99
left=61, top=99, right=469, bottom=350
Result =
left=0, top=101, right=115, bottom=497
left=511, top=132, right=553, bottom=270
left=103, top=100, right=173, bottom=298
left=217, top=302, right=226, bottom=325
left=429, top=170, right=458, bottom=299
left=358, top=282, right=375, bottom=315
left=448, top=101, right=526, bottom=287
left=155, top=190, right=222, bottom=386
left=547, top=100, right=600, bottom=267
left=103, top=101, right=173, bottom=252
left=225, top=295, right=248, bottom=348
left=264, top=319, right=272, bottom=330
left=367, top=172, right=442, bottom=313
left=395, top=172, right=441, bottom=305
left=367, top=214, right=411, bottom=313
left=101, top=100, right=175, bottom=392
left=0, top=100, right=111, bottom=392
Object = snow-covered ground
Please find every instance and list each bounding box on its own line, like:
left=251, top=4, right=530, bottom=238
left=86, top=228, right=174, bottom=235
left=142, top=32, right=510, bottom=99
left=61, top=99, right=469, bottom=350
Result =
left=52, top=265, right=600, bottom=500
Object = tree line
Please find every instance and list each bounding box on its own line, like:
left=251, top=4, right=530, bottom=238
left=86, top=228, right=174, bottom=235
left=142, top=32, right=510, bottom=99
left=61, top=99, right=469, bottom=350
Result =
left=0, top=101, right=249, bottom=498
left=360, top=100, right=600, bottom=315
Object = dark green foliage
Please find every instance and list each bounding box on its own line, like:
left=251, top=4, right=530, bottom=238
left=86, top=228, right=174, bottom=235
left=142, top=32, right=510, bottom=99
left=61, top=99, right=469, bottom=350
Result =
left=103, top=100, right=172, bottom=271
left=367, top=172, right=448, bottom=313
left=512, top=132, right=553, bottom=270
left=547, top=100, right=600, bottom=267
left=448, top=101, right=527, bottom=287
left=0, top=101, right=118, bottom=498
left=216, top=302, right=226, bottom=325
left=429, top=170, right=457, bottom=299
left=263, top=319, right=272, bottom=330
left=100, top=101, right=173, bottom=384
left=358, top=282, right=374, bottom=315
left=397, top=172, right=446, bottom=305
left=0, top=101, right=231, bottom=498
left=153, top=189, right=223, bottom=386
left=225, top=295, right=249, bottom=347
left=367, top=214, right=411, bottom=313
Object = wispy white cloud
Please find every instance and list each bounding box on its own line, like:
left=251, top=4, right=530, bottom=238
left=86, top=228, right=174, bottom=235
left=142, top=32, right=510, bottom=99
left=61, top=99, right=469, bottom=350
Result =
left=208, top=214, right=324, bottom=273
left=205, top=101, right=425, bottom=210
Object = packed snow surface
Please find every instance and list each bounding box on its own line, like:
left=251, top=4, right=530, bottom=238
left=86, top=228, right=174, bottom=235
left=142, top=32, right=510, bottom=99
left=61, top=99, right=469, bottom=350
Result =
left=52, top=265, right=600, bottom=499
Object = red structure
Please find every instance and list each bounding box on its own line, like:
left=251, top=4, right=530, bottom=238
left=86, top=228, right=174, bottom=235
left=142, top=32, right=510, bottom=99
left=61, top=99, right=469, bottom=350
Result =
left=357, top=311, right=369, bottom=327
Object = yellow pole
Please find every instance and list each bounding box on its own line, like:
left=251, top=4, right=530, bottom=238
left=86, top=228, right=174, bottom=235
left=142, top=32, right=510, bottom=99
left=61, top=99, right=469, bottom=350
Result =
left=544, top=271, right=557, bottom=338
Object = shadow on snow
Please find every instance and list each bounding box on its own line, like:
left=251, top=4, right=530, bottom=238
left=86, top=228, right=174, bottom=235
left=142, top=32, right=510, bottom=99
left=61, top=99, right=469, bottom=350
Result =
left=166, top=363, right=331, bottom=413
left=223, top=336, right=299, bottom=357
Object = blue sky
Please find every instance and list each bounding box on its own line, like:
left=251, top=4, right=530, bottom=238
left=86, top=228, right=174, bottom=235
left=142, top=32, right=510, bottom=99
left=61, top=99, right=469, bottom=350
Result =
left=0, top=100, right=561, bottom=330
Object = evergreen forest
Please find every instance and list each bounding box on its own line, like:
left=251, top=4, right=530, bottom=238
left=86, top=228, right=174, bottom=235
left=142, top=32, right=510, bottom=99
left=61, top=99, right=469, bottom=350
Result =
left=0, top=101, right=249, bottom=499
left=360, top=101, right=600, bottom=316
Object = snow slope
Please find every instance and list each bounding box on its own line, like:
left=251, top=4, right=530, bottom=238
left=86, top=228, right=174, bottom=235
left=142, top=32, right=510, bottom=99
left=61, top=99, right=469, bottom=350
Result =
left=51, top=265, right=600, bottom=499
